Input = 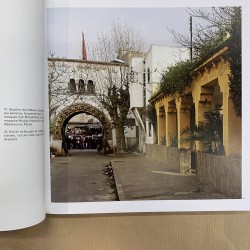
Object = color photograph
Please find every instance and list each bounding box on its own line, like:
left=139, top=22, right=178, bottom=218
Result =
left=47, top=6, right=242, bottom=204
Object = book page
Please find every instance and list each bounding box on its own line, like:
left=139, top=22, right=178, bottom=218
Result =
left=45, top=0, right=250, bottom=215
left=0, top=0, right=45, bottom=230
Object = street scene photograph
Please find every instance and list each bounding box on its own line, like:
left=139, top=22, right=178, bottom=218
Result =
left=47, top=6, right=242, bottom=203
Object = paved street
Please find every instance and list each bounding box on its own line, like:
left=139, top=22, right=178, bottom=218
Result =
left=51, top=150, right=229, bottom=202
left=51, top=149, right=117, bottom=202
left=111, top=155, right=229, bottom=200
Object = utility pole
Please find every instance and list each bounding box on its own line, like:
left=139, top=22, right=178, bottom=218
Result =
left=190, top=16, right=193, bottom=62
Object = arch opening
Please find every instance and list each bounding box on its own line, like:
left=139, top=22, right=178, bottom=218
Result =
left=52, top=103, right=112, bottom=143
left=64, top=113, right=103, bottom=150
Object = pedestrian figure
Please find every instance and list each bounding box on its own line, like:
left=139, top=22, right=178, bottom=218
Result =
left=102, top=133, right=112, bottom=155
left=80, top=136, right=84, bottom=150
left=85, top=135, right=88, bottom=149
left=62, top=137, right=69, bottom=156
left=96, top=135, right=103, bottom=152
left=88, top=135, right=93, bottom=149
left=65, top=135, right=71, bottom=150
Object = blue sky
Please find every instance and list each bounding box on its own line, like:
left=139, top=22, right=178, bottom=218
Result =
left=47, top=7, right=207, bottom=59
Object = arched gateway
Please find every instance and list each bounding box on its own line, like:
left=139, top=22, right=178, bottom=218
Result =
left=52, top=102, right=112, bottom=141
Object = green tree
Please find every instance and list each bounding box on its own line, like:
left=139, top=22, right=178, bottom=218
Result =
left=181, top=110, right=224, bottom=155
left=158, top=60, right=193, bottom=98
left=146, top=103, right=157, bottom=142
left=226, top=7, right=241, bottom=117
left=168, top=7, right=242, bottom=116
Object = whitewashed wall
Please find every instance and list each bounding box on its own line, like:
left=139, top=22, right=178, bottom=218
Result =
left=49, top=59, right=137, bottom=146
left=144, top=45, right=189, bottom=145
left=129, top=57, right=144, bottom=108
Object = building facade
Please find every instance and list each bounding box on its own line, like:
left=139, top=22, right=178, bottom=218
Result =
left=48, top=57, right=134, bottom=151
left=49, top=45, right=188, bottom=153
left=150, top=45, right=241, bottom=158
left=147, top=45, right=242, bottom=198
left=126, top=45, right=189, bottom=151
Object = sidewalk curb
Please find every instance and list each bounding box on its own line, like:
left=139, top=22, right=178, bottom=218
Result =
left=110, top=160, right=126, bottom=201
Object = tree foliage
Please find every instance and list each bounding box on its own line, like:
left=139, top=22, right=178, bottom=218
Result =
left=99, top=82, right=130, bottom=151
left=146, top=103, right=157, bottom=142
left=146, top=103, right=157, bottom=129
left=167, top=7, right=241, bottom=116
left=158, top=60, right=193, bottom=98
left=181, top=110, right=224, bottom=155
left=226, top=7, right=241, bottom=117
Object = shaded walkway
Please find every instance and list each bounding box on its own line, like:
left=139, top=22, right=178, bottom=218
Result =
left=111, top=155, right=229, bottom=200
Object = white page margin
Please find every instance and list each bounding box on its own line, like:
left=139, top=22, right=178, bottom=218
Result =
left=45, top=0, right=249, bottom=214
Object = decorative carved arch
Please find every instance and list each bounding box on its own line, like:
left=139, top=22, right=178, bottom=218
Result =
left=53, top=103, right=112, bottom=140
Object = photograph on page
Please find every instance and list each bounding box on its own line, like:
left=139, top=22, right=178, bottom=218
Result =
left=45, top=1, right=246, bottom=213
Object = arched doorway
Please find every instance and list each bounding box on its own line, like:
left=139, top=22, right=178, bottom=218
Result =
left=52, top=103, right=112, bottom=142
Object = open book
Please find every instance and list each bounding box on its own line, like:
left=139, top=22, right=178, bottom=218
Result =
left=0, top=0, right=249, bottom=231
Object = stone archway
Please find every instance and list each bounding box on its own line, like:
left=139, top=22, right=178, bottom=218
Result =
left=53, top=103, right=112, bottom=141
